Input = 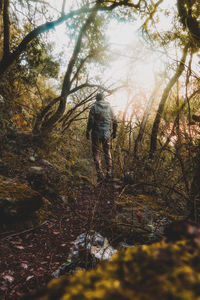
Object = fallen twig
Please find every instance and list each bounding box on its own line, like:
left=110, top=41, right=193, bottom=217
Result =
left=0, top=221, right=49, bottom=240
left=126, top=182, right=189, bottom=200
left=115, top=222, right=163, bottom=237
left=0, top=230, right=15, bottom=236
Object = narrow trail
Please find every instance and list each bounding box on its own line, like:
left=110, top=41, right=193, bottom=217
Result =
left=0, top=182, right=120, bottom=300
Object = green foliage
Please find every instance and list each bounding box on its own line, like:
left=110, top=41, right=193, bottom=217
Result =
left=0, top=174, right=43, bottom=218
left=33, top=115, right=95, bottom=188
left=24, top=38, right=60, bottom=80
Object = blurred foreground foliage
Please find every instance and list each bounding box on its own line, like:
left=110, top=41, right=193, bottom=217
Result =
left=41, top=234, right=200, bottom=300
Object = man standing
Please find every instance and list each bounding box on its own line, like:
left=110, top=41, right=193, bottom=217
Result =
left=86, top=93, right=117, bottom=182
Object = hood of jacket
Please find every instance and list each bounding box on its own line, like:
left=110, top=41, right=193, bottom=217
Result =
left=95, top=100, right=110, bottom=109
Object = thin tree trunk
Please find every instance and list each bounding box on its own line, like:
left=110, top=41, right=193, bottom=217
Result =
left=39, top=9, right=98, bottom=133
left=185, top=52, right=193, bottom=158
left=149, top=43, right=189, bottom=158
left=159, top=88, right=200, bottom=153
left=175, top=78, right=190, bottom=198
left=3, top=0, right=9, bottom=58
left=0, top=0, right=3, bottom=11
left=61, top=0, right=66, bottom=15
left=134, top=84, right=160, bottom=157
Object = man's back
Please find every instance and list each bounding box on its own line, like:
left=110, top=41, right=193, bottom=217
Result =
left=91, top=99, right=114, bottom=139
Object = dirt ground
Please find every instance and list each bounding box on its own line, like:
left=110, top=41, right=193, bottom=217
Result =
left=0, top=183, right=118, bottom=300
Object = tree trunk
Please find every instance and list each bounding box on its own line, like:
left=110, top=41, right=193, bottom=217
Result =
left=149, top=44, right=189, bottom=158
left=3, top=0, right=9, bottom=58
left=177, top=0, right=200, bottom=47
left=134, top=84, right=160, bottom=157
left=37, top=9, right=98, bottom=134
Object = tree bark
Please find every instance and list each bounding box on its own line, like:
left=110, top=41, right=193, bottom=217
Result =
left=0, top=0, right=3, bottom=11
left=177, top=0, right=200, bottom=47
left=3, top=0, right=9, bottom=58
left=39, top=8, right=98, bottom=133
left=149, top=43, right=189, bottom=158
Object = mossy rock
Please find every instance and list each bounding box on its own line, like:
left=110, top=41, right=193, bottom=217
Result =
left=38, top=238, right=200, bottom=300
left=0, top=151, right=67, bottom=200
left=0, top=175, right=43, bottom=221
left=0, top=151, right=31, bottom=178
left=111, top=193, right=181, bottom=244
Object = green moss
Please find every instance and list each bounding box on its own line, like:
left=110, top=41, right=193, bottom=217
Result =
left=0, top=151, right=38, bottom=181
left=0, top=176, right=38, bottom=200
left=0, top=175, right=43, bottom=219
left=41, top=240, right=200, bottom=300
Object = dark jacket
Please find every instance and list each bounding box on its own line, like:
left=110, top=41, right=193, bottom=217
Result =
left=87, top=99, right=117, bottom=139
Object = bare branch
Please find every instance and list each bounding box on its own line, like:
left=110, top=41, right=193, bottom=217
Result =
left=97, top=0, right=144, bottom=9
left=33, top=96, right=61, bottom=133
left=142, top=0, right=163, bottom=29
left=61, top=0, right=66, bottom=16
left=61, top=8, right=99, bottom=97
left=28, top=0, right=60, bottom=13
left=70, top=55, right=91, bottom=86
left=160, top=88, right=200, bottom=153
left=69, top=82, right=125, bottom=95
left=62, top=104, right=91, bottom=132
left=149, top=43, right=190, bottom=157
left=59, top=90, right=97, bottom=125
left=39, top=6, right=102, bottom=132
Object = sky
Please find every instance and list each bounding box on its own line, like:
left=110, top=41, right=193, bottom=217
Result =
left=45, top=0, right=184, bottom=114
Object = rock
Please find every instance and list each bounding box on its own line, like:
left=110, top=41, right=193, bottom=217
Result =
left=29, top=166, right=44, bottom=173
left=52, top=231, right=117, bottom=278
left=27, top=166, right=47, bottom=191
left=29, top=156, right=36, bottom=162
left=40, top=159, right=54, bottom=168
left=0, top=151, right=33, bottom=179
left=27, top=161, right=62, bottom=200
left=0, top=151, right=67, bottom=202
left=111, top=193, right=170, bottom=244
left=38, top=223, right=200, bottom=300
left=0, top=175, right=43, bottom=221
left=71, top=231, right=117, bottom=261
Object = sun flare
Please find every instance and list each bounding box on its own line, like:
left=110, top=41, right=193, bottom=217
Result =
left=48, top=0, right=171, bottom=117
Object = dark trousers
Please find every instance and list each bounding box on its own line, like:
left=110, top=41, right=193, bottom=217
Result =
left=92, top=135, right=112, bottom=176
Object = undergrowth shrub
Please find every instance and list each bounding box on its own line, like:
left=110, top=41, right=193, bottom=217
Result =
left=42, top=238, right=200, bottom=300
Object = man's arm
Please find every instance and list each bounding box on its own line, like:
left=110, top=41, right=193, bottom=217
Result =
left=86, top=105, right=95, bottom=139
left=111, top=107, right=118, bottom=139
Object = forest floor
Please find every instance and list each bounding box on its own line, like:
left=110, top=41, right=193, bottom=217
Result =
left=0, top=172, right=187, bottom=300
left=0, top=182, right=119, bottom=300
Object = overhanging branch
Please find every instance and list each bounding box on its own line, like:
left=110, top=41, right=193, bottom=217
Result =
left=69, top=82, right=126, bottom=95
left=39, top=7, right=100, bottom=132
left=0, top=2, right=119, bottom=76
